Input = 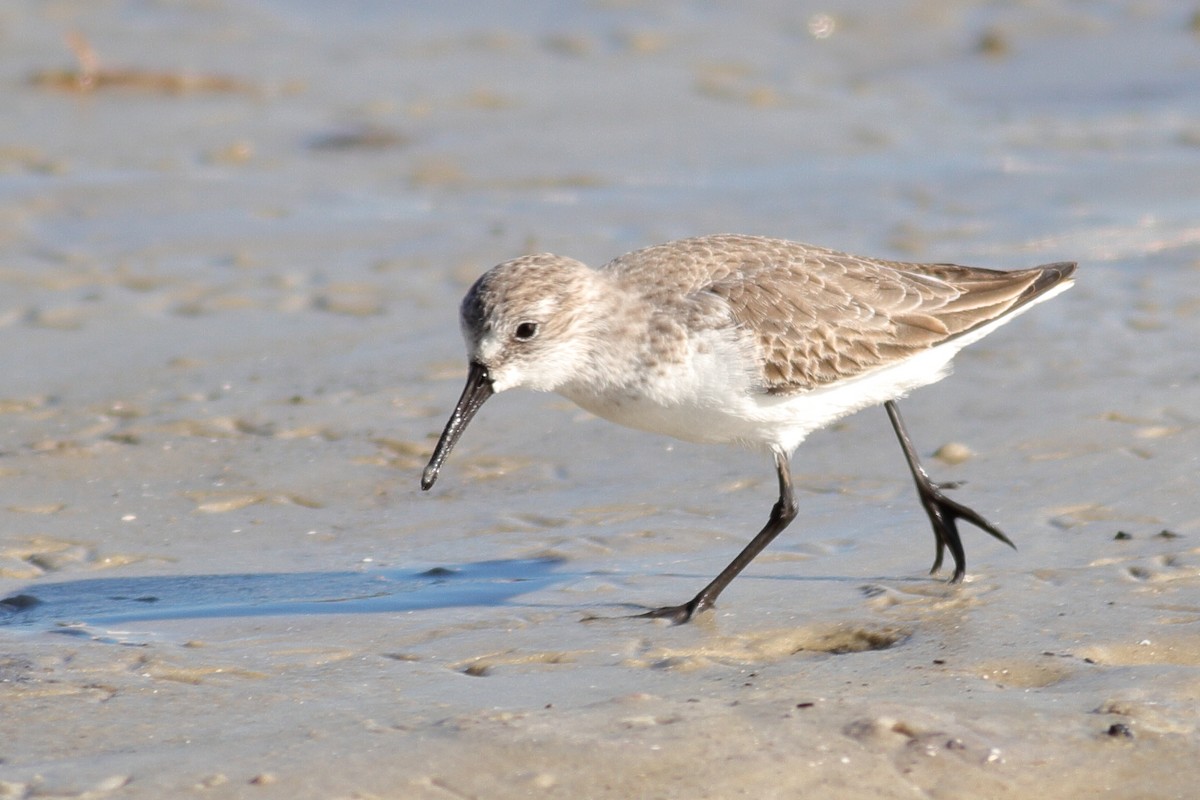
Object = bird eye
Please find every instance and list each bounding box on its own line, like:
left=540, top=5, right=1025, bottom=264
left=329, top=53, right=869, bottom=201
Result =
left=514, top=321, right=539, bottom=341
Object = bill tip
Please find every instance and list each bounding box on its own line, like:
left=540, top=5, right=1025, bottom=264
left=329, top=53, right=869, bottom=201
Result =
left=420, top=466, right=438, bottom=491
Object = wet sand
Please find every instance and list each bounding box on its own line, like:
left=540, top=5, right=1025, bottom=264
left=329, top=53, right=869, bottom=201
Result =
left=2, top=1, right=1199, bottom=797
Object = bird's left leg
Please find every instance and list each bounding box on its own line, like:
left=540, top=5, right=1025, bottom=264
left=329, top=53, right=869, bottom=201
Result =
left=884, top=400, right=1015, bottom=582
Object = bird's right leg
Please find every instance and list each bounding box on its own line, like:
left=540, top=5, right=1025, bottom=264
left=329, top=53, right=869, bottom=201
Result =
left=639, top=447, right=798, bottom=624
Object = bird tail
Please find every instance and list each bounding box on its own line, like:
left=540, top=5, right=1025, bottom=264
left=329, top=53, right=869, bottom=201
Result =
left=1019, top=261, right=1077, bottom=306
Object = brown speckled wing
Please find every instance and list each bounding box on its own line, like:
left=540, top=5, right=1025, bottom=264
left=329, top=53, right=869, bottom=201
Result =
left=689, top=236, right=1073, bottom=395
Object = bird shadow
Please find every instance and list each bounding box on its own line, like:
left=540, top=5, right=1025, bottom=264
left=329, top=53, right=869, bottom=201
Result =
left=0, top=557, right=568, bottom=637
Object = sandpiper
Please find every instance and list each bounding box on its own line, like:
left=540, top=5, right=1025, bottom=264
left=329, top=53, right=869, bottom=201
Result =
left=421, top=234, right=1076, bottom=623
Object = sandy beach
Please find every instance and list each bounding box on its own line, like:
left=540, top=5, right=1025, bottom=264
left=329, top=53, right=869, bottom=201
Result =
left=2, top=1, right=1199, bottom=797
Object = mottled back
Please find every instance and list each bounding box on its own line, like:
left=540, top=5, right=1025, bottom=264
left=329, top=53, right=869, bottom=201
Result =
left=606, top=234, right=1075, bottom=395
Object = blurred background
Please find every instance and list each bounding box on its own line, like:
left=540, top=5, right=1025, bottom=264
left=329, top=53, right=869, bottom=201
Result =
left=2, top=0, right=1198, bottom=597
left=3, top=0, right=1198, bottom=569
left=3, top=2, right=1199, bottom=796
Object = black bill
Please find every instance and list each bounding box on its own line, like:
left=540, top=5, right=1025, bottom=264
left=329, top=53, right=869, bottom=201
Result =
left=421, top=361, right=494, bottom=490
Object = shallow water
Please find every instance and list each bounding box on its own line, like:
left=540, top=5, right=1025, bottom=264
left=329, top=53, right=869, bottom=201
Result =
left=2, top=1, right=1199, bottom=797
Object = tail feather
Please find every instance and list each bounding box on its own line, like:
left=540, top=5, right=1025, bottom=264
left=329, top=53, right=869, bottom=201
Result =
left=1020, top=261, right=1077, bottom=306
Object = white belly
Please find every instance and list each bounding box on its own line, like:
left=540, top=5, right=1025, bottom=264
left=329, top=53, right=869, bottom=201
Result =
left=559, top=328, right=984, bottom=453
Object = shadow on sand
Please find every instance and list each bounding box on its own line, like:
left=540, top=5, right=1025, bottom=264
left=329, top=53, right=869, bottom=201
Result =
left=0, top=558, right=568, bottom=634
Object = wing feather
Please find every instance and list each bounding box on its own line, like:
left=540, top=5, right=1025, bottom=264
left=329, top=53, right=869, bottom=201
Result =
left=604, top=234, right=1075, bottom=396
left=694, top=237, right=1071, bottom=394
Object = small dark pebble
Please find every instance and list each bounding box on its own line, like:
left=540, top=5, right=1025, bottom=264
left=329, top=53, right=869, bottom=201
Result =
left=1114, top=531, right=1133, bottom=540
left=309, top=125, right=409, bottom=151
left=932, top=659, right=946, bottom=665
left=976, top=28, right=1010, bottom=58
left=1107, top=723, right=1134, bottom=738
left=0, top=594, right=41, bottom=612
left=796, top=702, right=815, bottom=709
left=420, top=566, right=456, bottom=578
left=108, top=595, right=159, bottom=603
left=1156, top=529, right=1181, bottom=539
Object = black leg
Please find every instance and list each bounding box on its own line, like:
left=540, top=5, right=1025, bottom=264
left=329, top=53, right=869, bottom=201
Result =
left=884, top=400, right=1015, bottom=582
left=640, top=448, right=798, bottom=624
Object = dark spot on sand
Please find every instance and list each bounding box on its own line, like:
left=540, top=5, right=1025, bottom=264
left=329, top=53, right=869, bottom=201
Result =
left=0, top=594, right=41, bottom=612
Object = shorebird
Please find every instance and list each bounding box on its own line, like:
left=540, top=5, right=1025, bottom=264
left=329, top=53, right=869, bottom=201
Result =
left=420, top=234, right=1076, bottom=623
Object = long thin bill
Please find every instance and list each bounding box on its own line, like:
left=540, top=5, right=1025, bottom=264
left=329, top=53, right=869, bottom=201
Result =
left=421, top=361, right=494, bottom=490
